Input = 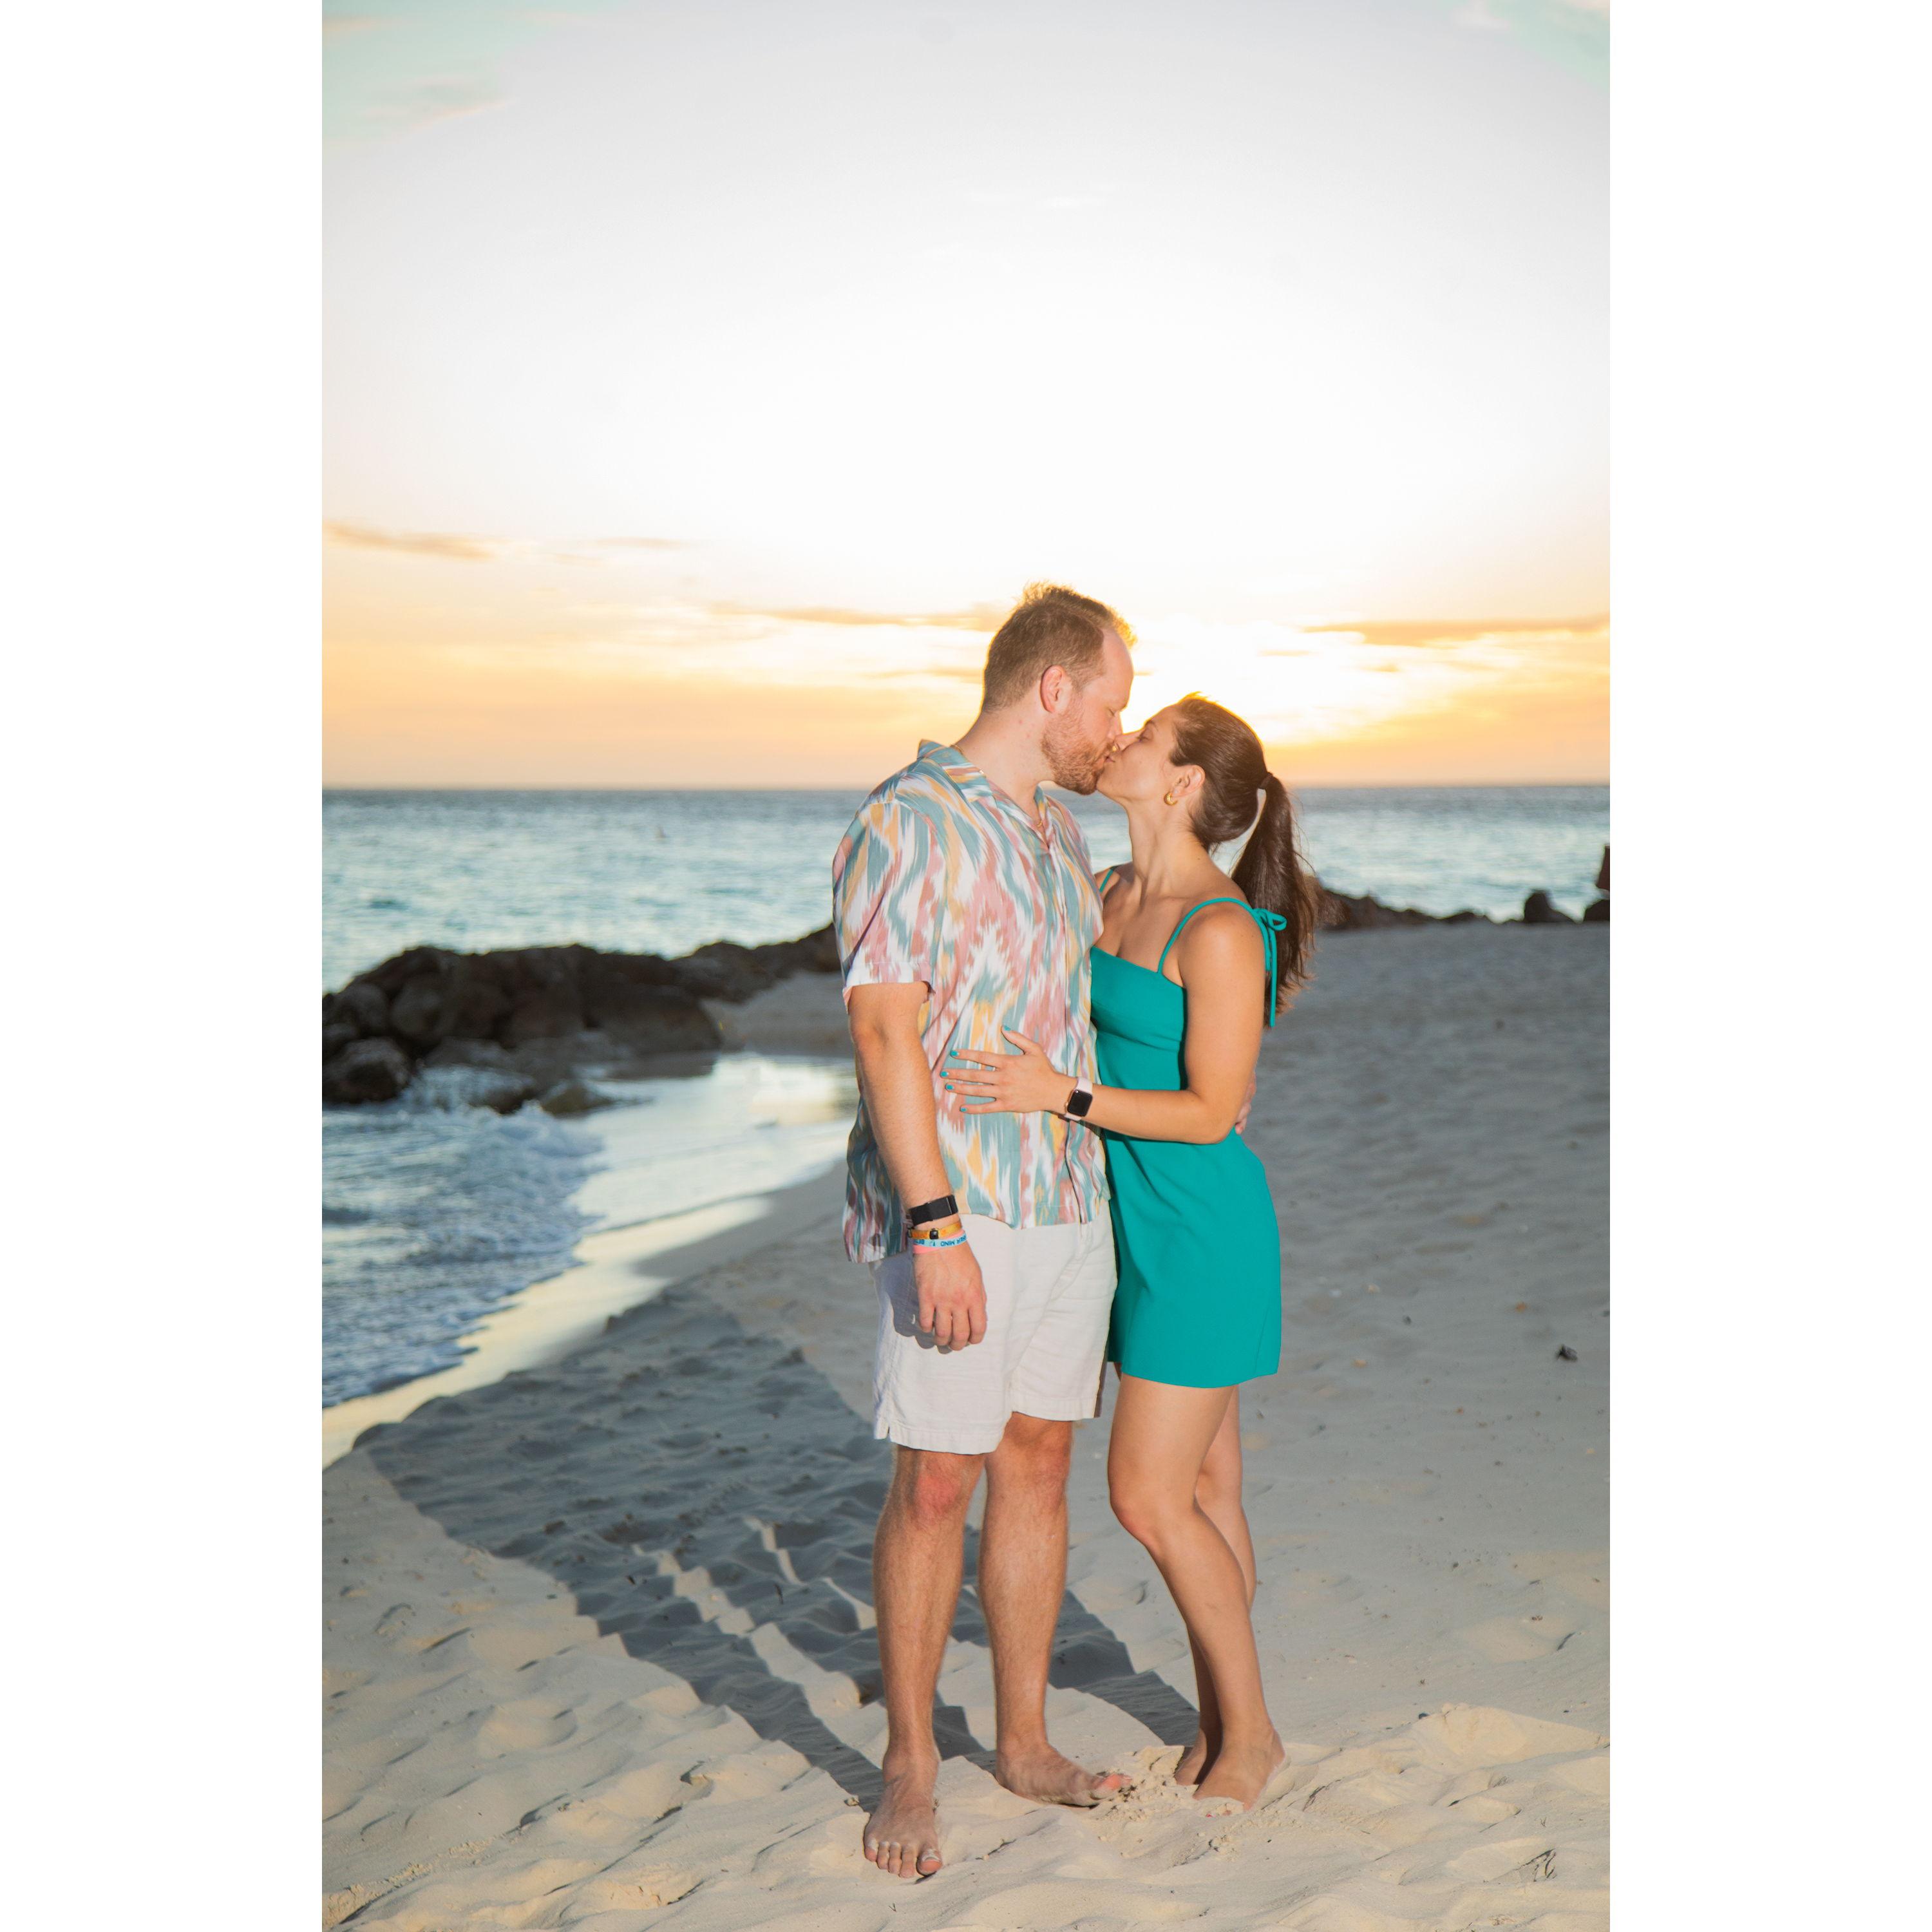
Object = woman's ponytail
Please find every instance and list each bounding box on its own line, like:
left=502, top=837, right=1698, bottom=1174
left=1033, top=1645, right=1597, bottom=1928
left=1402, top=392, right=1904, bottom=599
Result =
left=1230, top=770, right=1320, bottom=1005
left=1171, top=695, right=1321, bottom=1011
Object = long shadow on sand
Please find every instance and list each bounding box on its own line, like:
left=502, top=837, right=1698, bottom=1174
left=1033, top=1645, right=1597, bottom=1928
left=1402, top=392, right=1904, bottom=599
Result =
left=360, top=1283, right=1197, bottom=1807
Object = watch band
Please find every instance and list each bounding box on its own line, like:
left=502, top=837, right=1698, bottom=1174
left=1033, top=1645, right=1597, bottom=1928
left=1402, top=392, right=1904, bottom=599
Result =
left=905, top=1192, right=959, bottom=1227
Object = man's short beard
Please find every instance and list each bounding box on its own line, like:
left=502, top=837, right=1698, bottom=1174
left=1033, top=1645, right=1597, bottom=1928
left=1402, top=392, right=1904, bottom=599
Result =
left=1043, top=710, right=1110, bottom=795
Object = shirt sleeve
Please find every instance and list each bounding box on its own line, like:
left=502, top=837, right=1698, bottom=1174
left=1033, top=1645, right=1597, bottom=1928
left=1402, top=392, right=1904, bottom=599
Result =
left=832, top=797, right=943, bottom=999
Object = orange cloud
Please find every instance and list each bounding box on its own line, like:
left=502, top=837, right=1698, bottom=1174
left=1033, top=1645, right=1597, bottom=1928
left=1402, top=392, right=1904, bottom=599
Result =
left=1299, top=614, right=1609, bottom=648
left=325, top=522, right=694, bottom=563
left=325, top=522, right=506, bottom=562
left=707, top=602, right=1007, bottom=632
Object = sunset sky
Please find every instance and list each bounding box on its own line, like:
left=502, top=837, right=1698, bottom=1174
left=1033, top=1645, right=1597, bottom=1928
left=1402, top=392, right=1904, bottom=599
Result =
left=325, top=0, right=1607, bottom=788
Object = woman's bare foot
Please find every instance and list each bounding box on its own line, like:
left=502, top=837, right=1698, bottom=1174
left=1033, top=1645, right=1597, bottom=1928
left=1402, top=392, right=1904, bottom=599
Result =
left=1173, top=1730, right=1219, bottom=1787
left=994, top=1744, right=1130, bottom=1807
left=1194, top=1732, right=1285, bottom=1810
left=863, top=1761, right=943, bottom=1880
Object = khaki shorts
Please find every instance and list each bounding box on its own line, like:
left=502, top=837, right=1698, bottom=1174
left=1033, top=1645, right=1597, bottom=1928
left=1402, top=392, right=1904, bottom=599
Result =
left=871, top=1214, right=1117, bottom=1455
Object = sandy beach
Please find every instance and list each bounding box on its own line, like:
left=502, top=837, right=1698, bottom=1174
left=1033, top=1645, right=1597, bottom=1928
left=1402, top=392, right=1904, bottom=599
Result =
left=324, top=923, right=1607, bottom=1931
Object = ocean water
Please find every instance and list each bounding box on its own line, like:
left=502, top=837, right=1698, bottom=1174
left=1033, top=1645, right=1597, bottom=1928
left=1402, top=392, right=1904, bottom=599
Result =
left=323, top=1055, right=855, bottom=1406
left=323, top=783, right=1606, bottom=1409
left=324, top=786, right=1609, bottom=990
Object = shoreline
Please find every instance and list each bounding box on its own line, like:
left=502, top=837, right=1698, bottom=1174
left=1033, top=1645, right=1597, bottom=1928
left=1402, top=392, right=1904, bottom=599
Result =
left=325, top=925, right=1608, bottom=1929
left=323, top=1164, right=847, bottom=1467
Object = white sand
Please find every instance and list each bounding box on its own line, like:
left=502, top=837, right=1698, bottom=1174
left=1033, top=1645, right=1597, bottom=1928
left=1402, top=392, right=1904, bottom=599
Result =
left=325, top=925, right=1608, bottom=1930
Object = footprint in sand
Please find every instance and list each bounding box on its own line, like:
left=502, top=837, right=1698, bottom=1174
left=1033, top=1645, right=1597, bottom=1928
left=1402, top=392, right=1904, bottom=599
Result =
left=1457, top=1613, right=1577, bottom=1663
left=477, top=1699, right=577, bottom=1754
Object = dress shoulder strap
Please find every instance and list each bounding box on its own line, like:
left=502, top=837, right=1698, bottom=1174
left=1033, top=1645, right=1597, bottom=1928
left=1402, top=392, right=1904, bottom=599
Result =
left=1153, top=896, right=1249, bottom=975
left=1155, top=896, right=1289, bottom=1027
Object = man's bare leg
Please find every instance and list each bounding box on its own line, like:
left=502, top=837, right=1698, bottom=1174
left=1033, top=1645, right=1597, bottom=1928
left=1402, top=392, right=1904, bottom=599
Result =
left=979, top=1412, right=1129, bottom=1804
left=866, top=1444, right=983, bottom=1879
left=1175, top=1393, right=1256, bottom=1786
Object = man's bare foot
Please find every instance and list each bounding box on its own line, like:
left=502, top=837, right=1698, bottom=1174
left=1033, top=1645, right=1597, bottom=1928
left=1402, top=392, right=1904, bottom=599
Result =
left=995, top=1744, right=1130, bottom=1807
left=1194, top=1733, right=1285, bottom=1810
left=863, top=1762, right=943, bottom=1880
left=1173, top=1730, right=1219, bottom=1788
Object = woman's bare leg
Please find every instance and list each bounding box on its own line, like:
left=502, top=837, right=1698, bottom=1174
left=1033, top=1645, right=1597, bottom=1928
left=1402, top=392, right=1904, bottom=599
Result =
left=1173, top=1392, right=1256, bottom=1786
left=1109, top=1376, right=1282, bottom=1807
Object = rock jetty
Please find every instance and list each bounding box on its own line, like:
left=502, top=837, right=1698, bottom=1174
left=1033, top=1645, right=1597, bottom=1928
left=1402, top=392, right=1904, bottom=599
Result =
left=324, top=869, right=1604, bottom=1107
left=323, top=926, right=839, bottom=1106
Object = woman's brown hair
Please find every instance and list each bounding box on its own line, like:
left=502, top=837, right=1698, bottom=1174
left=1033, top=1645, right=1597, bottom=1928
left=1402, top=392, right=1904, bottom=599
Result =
left=1170, top=693, right=1320, bottom=1007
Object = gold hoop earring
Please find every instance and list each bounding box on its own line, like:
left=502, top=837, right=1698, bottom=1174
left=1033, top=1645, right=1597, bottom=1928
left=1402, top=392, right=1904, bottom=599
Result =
left=1163, top=791, right=1178, bottom=806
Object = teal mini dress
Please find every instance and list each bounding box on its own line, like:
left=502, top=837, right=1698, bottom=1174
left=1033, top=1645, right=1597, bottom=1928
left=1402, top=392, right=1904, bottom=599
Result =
left=1094, top=893, right=1285, bottom=1389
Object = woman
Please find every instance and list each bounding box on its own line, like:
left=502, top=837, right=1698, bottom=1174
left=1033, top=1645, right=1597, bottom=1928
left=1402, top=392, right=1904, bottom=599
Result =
left=945, top=694, right=1318, bottom=1810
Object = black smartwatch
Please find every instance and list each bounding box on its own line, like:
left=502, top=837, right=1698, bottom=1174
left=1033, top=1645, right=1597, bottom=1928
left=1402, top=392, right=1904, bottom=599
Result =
left=1063, top=1078, right=1094, bottom=1119
left=905, top=1192, right=959, bottom=1227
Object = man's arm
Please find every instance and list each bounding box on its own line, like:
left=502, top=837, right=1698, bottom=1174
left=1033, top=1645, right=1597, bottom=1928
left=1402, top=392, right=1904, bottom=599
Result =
left=846, top=982, right=987, bottom=1349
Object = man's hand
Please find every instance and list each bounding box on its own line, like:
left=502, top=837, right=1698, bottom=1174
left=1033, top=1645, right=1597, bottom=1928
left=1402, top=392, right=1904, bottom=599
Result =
left=1234, top=1066, right=1258, bottom=1135
left=914, top=1241, right=988, bottom=1348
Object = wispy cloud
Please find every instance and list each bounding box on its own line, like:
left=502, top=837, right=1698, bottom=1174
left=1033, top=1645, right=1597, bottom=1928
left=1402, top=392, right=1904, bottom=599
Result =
left=1299, top=614, right=1608, bottom=649
left=708, top=602, right=1007, bottom=633
left=326, top=522, right=693, bottom=562
left=326, top=521, right=504, bottom=561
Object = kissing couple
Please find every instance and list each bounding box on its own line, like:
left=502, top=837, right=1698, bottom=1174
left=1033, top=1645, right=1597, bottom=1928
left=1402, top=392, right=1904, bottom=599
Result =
left=832, top=583, right=1321, bottom=1879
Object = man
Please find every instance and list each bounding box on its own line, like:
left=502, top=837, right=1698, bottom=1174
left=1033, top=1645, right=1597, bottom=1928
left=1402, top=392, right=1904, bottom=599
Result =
left=833, top=583, right=1135, bottom=1881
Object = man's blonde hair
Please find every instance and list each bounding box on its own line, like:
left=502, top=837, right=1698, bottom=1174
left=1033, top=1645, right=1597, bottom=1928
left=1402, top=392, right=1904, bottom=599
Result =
left=981, top=583, right=1133, bottom=711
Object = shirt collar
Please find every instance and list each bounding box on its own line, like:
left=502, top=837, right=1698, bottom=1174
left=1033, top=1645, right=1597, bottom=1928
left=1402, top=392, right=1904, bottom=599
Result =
left=916, top=739, right=1053, bottom=838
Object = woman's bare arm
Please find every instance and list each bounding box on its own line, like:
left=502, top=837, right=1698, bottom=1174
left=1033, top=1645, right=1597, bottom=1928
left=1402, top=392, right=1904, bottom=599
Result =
left=947, top=905, right=1265, bottom=1144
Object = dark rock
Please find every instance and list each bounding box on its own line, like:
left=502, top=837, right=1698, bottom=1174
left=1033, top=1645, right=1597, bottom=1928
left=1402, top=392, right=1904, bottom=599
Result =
left=672, top=940, right=783, bottom=1002
left=1582, top=897, right=1609, bottom=924
left=1440, top=909, right=1494, bottom=925
left=582, top=957, right=701, bottom=1039
left=503, top=987, right=587, bottom=1046
left=580, top=950, right=683, bottom=1016
left=1595, top=844, right=1610, bottom=893
left=600, top=989, right=721, bottom=1054
left=789, top=924, right=841, bottom=974
left=323, top=1037, right=413, bottom=1104
left=1318, top=888, right=1433, bottom=931
left=1555, top=1345, right=1579, bottom=1362
left=389, top=974, right=451, bottom=1048
left=323, top=931, right=788, bottom=1099
left=441, top=954, right=515, bottom=1038
left=355, top=946, right=447, bottom=996
left=335, top=980, right=390, bottom=1036
left=1522, top=890, right=1576, bottom=925
left=540, top=1078, right=618, bottom=1117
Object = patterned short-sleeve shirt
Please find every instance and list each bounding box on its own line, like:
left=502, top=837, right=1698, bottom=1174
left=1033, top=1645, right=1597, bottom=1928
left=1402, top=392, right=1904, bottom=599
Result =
left=832, top=740, right=1110, bottom=1263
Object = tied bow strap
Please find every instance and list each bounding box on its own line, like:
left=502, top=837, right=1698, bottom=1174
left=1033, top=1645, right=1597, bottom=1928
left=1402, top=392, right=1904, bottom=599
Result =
left=1251, top=907, right=1287, bottom=1026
